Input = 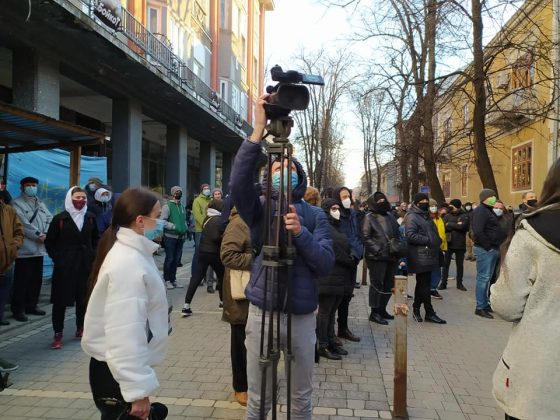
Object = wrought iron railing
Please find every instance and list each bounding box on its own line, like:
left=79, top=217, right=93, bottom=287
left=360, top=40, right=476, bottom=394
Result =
left=73, top=0, right=250, bottom=135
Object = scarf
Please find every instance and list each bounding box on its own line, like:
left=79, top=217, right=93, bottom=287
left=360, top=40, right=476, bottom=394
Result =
left=65, top=186, right=87, bottom=231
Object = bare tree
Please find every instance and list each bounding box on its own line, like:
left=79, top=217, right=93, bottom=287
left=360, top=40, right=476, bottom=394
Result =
left=291, top=48, right=356, bottom=190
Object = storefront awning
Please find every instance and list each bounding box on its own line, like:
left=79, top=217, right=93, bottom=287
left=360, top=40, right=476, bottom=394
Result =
left=0, top=102, right=104, bottom=153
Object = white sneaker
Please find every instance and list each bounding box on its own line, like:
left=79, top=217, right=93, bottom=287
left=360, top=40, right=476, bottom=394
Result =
left=166, top=281, right=175, bottom=289
left=172, top=282, right=184, bottom=288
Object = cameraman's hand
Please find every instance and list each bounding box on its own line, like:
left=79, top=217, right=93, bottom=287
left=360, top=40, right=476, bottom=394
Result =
left=249, top=93, right=270, bottom=143
left=284, top=205, right=302, bottom=236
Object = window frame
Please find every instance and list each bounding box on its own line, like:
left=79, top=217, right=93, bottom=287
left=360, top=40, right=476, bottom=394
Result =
left=511, top=140, right=533, bottom=192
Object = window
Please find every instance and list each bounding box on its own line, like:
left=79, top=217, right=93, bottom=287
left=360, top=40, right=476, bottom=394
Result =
left=461, top=164, right=468, bottom=197
left=148, top=7, right=159, bottom=33
left=463, top=104, right=469, bottom=127
left=512, top=142, right=532, bottom=191
left=441, top=171, right=451, bottom=198
left=231, top=85, right=240, bottom=113
left=433, top=114, right=438, bottom=144
left=220, top=79, right=229, bottom=102
left=511, top=52, right=534, bottom=89
left=444, top=117, right=452, bottom=141
left=232, top=3, right=239, bottom=37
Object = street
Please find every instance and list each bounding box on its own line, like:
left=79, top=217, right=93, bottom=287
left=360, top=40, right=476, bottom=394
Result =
left=0, top=244, right=511, bottom=420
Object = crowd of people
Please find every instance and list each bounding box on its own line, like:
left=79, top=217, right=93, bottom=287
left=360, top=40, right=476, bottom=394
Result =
left=0, top=97, right=558, bottom=418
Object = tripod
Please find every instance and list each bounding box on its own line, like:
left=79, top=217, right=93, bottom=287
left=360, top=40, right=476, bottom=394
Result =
left=258, top=116, right=296, bottom=419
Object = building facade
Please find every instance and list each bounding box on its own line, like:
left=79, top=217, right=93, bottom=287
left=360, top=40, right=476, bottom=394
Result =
left=0, top=0, right=274, bottom=200
left=434, top=0, right=557, bottom=207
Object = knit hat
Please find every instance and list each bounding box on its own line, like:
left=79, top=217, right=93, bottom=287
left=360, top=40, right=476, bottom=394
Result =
left=449, top=199, right=462, bottom=209
left=479, top=188, right=497, bottom=203
left=200, top=184, right=210, bottom=192
left=170, top=186, right=182, bottom=196
left=429, top=198, right=438, bottom=207
left=373, top=192, right=386, bottom=203
left=87, top=177, right=103, bottom=186
left=321, top=197, right=338, bottom=212
left=20, top=176, right=39, bottom=185
left=412, top=192, right=429, bottom=205
left=212, top=188, right=223, bottom=196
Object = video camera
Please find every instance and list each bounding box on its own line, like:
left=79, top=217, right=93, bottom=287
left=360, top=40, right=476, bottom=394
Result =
left=264, top=65, right=324, bottom=120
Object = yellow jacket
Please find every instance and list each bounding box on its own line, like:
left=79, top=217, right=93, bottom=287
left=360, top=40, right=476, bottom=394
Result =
left=432, top=216, right=447, bottom=251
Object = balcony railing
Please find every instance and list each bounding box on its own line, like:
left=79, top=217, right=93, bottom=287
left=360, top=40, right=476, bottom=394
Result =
left=486, top=88, right=540, bottom=129
left=72, top=0, right=250, bottom=135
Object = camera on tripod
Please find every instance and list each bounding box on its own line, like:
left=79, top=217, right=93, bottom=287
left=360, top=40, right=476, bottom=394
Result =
left=264, top=65, right=324, bottom=120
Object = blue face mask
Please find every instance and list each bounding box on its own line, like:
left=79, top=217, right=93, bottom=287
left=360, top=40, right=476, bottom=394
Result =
left=24, top=186, right=38, bottom=197
left=144, top=218, right=166, bottom=241
left=272, top=170, right=298, bottom=191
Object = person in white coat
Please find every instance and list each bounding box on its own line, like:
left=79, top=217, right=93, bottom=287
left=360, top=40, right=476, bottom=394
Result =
left=82, top=188, right=169, bottom=420
left=490, top=158, right=560, bottom=420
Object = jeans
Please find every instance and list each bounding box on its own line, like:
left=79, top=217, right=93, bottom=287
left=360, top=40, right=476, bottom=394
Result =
left=245, top=304, right=315, bottom=420
left=413, top=271, right=434, bottom=315
left=474, top=246, right=499, bottom=310
left=317, top=294, right=343, bottom=348
left=231, top=324, right=248, bottom=392
left=184, top=252, right=224, bottom=304
left=163, top=237, right=184, bottom=283
left=431, top=268, right=441, bottom=291
left=0, top=267, right=14, bottom=323
left=11, top=256, right=43, bottom=315
left=442, top=249, right=465, bottom=285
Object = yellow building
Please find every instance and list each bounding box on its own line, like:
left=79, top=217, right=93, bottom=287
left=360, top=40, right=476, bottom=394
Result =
left=435, top=0, right=557, bottom=207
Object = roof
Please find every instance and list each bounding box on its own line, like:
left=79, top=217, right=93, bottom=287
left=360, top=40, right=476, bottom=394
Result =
left=0, top=102, right=104, bottom=153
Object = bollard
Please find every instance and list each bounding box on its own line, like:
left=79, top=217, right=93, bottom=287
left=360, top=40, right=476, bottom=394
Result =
left=361, top=258, right=368, bottom=286
left=393, top=275, right=408, bottom=418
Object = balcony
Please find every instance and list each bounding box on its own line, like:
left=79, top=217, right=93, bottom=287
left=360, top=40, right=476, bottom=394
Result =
left=486, top=88, right=540, bottom=129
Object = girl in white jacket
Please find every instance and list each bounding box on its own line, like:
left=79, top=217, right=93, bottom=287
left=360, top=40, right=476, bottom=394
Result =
left=82, top=188, right=168, bottom=420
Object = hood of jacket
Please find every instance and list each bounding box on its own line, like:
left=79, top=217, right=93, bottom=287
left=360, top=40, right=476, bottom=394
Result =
left=262, top=155, right=307, bottom=202
left=408, top=203, right=429, bottom=218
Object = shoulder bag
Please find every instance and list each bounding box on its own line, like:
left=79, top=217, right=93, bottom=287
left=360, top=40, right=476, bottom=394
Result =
left=374, top=214, right=408, bottom=258
left=230, top=269, right=251, bottom=300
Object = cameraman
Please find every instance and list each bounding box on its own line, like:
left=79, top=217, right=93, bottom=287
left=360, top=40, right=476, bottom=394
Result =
left=230, top=94, right=335, bottom=419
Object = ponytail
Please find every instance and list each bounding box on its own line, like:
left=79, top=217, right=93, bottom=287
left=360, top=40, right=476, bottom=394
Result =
left=86, top=225, right=118, bottom=304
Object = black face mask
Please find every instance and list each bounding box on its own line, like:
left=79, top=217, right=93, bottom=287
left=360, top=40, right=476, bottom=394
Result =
left=527, top=199, right=537, bottom=207
left=174, top=192, right=183, bottom=200
left=376, top=201, right=391, bottom=214
left=418, top=203, right=430, bottom=212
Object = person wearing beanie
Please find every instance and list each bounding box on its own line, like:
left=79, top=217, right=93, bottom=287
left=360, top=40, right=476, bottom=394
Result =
left=191, top=184, right=213, bottom=285
left=160, top=186, right=187, bottom=289
left=362, top=192, right=401, bottom=325
left=332, top=186, right=363, bottom=342
left=404, top=194, right=446, bottom=324
left=212, top=188, right=223, bottom=200
left=471, top=188, right=506, bottom=319
left=316, top=198, right=355, bottom=360
left=428, top=199, right=447, bottom=300
left=182, top=199, right=225, bottom=315
left=440, top=198, right=470, bottom=291
left=463, top=201, right=475, bottom=260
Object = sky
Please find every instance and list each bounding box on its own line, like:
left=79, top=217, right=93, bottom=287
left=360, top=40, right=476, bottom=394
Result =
left=263, top=0, right=365, bottom=189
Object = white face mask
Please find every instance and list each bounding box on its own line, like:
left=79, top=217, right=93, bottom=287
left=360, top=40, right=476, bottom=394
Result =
left=429, top=206, right=438, bottom=214
left=341, top=198, right=352, bottom=209
left=465, top=206, right=472, bottom=211
left=330, top=209, right=341, bottom=220
left=493, top=208, right=504, bottom=217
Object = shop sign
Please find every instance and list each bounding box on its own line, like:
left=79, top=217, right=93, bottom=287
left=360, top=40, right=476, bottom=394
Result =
left=94, top=0, right=122, bottom=30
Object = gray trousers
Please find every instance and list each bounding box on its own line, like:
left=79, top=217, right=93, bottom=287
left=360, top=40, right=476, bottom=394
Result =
left=245, top=304, right=316, bottom=420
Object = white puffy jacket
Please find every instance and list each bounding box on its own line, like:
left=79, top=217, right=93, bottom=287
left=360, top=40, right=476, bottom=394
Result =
left=82, top=227, right=168, bottom=402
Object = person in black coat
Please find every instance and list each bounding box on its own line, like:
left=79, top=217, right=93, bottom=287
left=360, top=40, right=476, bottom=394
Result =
left=182, top=199, right=225, bottom=315
left=404, top=193, right=446, bottom=324
left=362, top=192, right=400, bottom=325
left=45, top=187, right=98, bottom=349
left=317, top=198, right=355, bottom=360
left=440, top=199, right=469, bottom=291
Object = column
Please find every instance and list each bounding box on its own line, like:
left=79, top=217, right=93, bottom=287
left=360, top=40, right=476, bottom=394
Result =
left=166, top=124, right=189, bottom=199
left=221, top=151, right=233, bottom=194
left=111, top=98, right=143, bottom=192
left=199, top=141, right=216, bottom=189
left=12, top=48, right=60, bottom=119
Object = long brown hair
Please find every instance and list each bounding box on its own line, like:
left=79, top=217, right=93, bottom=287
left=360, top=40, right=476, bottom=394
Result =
left=87, top=187, right=159, bottom=300
left=502, top=158, right=560, bottom=258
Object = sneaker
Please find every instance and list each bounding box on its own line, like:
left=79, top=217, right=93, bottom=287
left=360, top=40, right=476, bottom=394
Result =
left=75, top=328, right=84, bottom=339
left=207, top=285, right=215, bottom=294
left=51, top=333, right=63, bottom=349
left=166, top=281, right=175, bottom=290
left=172, top=282, right=184, bottom=289
left=431, top=290, right=443, bottom=299
left=181, top=307, right=192, bottom=317
left=354, top=282, right=361, bottom=289
left=234, top=391, right=248, bottom=406
left=218, top=301, right=223, bottom=309
left=447, top=276, right=455, bottom=281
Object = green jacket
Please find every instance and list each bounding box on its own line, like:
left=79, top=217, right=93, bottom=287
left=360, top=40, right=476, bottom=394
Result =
left=192, top=193, right=211, bottom=232
left=162, top=201, right=187, bottom=237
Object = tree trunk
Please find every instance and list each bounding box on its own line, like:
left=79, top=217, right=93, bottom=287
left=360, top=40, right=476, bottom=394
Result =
left=472, top=0, right=499, bottom=195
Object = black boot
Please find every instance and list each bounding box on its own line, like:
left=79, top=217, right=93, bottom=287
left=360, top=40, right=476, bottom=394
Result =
left=337, top=326, right=361, bottom=342
left=369, top=310, right=389, bottom=325
left=318, top=346, right=342, bottom=360
left=437, top=282, right=447, bottom=290
left=457, top=282, right=467, bottom=291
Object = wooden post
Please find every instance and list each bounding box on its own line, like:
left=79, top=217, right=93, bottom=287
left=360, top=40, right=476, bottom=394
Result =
left=361, top=258, right=368, bottom=286
left=69, top=147, right=82, bottom=187
left=393, top=275, right=408, bottom=418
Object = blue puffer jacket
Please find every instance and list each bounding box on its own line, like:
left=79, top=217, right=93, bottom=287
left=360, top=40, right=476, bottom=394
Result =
left=230, top=140, right=335, bottom=315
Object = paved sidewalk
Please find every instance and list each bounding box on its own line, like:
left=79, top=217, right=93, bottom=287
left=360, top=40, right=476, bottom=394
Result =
left=0, top=245, right=512, bottom=419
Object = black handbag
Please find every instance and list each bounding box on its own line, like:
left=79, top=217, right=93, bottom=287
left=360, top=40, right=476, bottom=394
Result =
left=417, top=246, right=436, bottom=266
left=375, top=214, right=408, bottom=258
